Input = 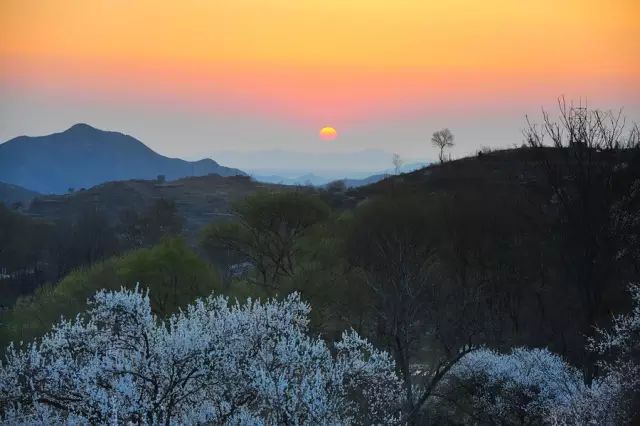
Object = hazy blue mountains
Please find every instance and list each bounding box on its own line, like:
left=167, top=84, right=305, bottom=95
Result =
left=0, top=124, right=245, bottom=194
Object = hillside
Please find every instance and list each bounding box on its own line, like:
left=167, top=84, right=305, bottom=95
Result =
left=352, top=148, right=569, bottom=198
left=5, top=145, right=640, bottom=424
left=21, top=148, right=563, bottom=236
left=26, top=174, right=288, bottom=236
left=0, top=182, right=40, bottom=206
left=0, top=123, right=245, bottom=194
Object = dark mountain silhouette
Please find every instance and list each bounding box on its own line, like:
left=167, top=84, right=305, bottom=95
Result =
left=0, top=123, right=245, bottom=194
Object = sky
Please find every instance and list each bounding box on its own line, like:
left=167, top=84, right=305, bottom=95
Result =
left=1, top=0, right=639, bottom=168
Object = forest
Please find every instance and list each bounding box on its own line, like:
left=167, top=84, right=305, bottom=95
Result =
left=1, top=102, right=639, bottom=424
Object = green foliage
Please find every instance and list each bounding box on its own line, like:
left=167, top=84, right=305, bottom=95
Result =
left=280, top=213, right=373, bottom=339
left=117, top=237, right=216, bottom=316
left=1, top=198, right=186, bottom=309
left=233, top=190, right=330, bottom=231
left=201, top=191, right=330, bottom=289
left=201, top=191, right=369, bottom=339
left=0, top=237, right=219, bottom=347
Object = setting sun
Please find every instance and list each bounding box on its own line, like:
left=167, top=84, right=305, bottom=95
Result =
left=1, top=0, right=639, bottom=422
left=319, top=127, right=337, bottom=141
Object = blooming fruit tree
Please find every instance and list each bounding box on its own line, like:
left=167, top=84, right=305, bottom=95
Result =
left=0, top=287, right=402, bottom=425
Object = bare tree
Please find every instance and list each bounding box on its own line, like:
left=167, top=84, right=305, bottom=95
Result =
left=431, top=129, right=455, bottom=163
left=524, top=97, right=640, bottom=384
left=392, top=153, right=404, bottom=175
left=347, top=196, right=477, bottom=423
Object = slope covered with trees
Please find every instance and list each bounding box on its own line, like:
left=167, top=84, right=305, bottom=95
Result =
left=1, top=101, right=639, bottom=423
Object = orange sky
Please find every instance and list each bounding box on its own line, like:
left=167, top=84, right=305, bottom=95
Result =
left=1, top=0, right=639, bottom=157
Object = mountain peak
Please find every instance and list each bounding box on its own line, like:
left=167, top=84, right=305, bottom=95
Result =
left=66, top=123, right=100, bottom=133
left=0, top=124, right=246, bottom=193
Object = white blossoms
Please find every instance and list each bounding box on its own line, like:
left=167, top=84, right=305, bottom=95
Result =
left=0, top=287, right=402, bottom=425
left=442, top=284, right=640, bottom=425
left=2, top=284, right=638, bottom=424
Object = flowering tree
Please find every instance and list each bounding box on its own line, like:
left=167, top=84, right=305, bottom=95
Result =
left=0, top=287, right=402, bottom=424
left=586, top=283, right=640, bottom=421
left=441, top=347, right=591, bottom=423
left=435, top=284, right=640, bottom=424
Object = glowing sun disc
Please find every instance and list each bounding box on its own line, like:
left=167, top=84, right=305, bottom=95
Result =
left=319, top=126, right=337, bottom=141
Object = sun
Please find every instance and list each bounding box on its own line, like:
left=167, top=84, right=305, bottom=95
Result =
left=319, top=126, right=337, bottom=141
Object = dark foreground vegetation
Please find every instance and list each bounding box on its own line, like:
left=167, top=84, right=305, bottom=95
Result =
left=1, top=101, right=639, bottom=423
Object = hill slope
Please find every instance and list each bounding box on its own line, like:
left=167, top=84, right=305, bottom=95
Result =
left=0, top=123, right=245, bottom=194
left=0, top=182, right=40, bottom=206
left=27, top=174, right=287, bottom=236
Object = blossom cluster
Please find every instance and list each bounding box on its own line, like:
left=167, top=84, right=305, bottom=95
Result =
left=441, top=284, right=640, bottom=424
left=0, top=287, right=402, bottom=425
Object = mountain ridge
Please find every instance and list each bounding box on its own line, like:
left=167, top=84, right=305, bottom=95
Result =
left=0, top=124, right=245, bottom=194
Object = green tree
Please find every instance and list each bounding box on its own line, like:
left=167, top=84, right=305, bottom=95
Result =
left=118, top=237, right=215, bottom=316
left=281, top=213, right=373, bottom=339
left=201, top=191, right=330, bottom=290
left=1, top=237, right=219, bottom=347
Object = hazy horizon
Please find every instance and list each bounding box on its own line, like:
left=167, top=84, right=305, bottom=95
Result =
left=2, top=1, right=639, bottom=165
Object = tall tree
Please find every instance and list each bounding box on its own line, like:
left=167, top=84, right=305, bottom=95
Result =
left=201, top=191, right=330, bottom=290
left=346, top=195, right=475, bottom=422
left=525, top=98, right=640, bottom=383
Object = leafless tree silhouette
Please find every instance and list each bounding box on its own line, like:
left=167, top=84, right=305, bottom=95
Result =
left=431, top=129, right=454, bottom=163
left=392, top=153, right=404, bottom=174
left=524, top=97, right=640, bottom=385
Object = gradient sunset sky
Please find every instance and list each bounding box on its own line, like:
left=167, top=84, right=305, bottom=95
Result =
left=1, top=0, right=639, bottom=164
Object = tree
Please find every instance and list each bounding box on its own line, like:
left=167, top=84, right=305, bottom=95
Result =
left=524, top=98, right=640, bottom=384
left=118, top=237, right=218, bottom=316
left=0, top=288, right=402, bottom=424
left=441, top=347, right=603, bottom=424
left=201, top=191, right=330, bottom=290
left=392, top=153, right=404, bottom=175
left=0, top=205, right=52, bottom=305
left=587, top=283, right=640, bottom=422
left=431, top=129, right=454, bottom=163
left=1, top=237, right=219, bottom=346
left=346, top=195, right=475, bottom=422
left=434, top=284, right=640, bottom=424
left=118, top=199, right=183, bottom=249
left=43, top=208, right=120, bottom=281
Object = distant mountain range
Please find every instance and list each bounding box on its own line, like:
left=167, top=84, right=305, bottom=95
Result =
left=252, top=162, right=428, bottom=188
left=0, top=124, right=245, bottom=194
left=339, top=174, right=389, bottom=188
left=252, top=173, right=333, bottom=186
left=212, top=149, right=431, bottom=178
